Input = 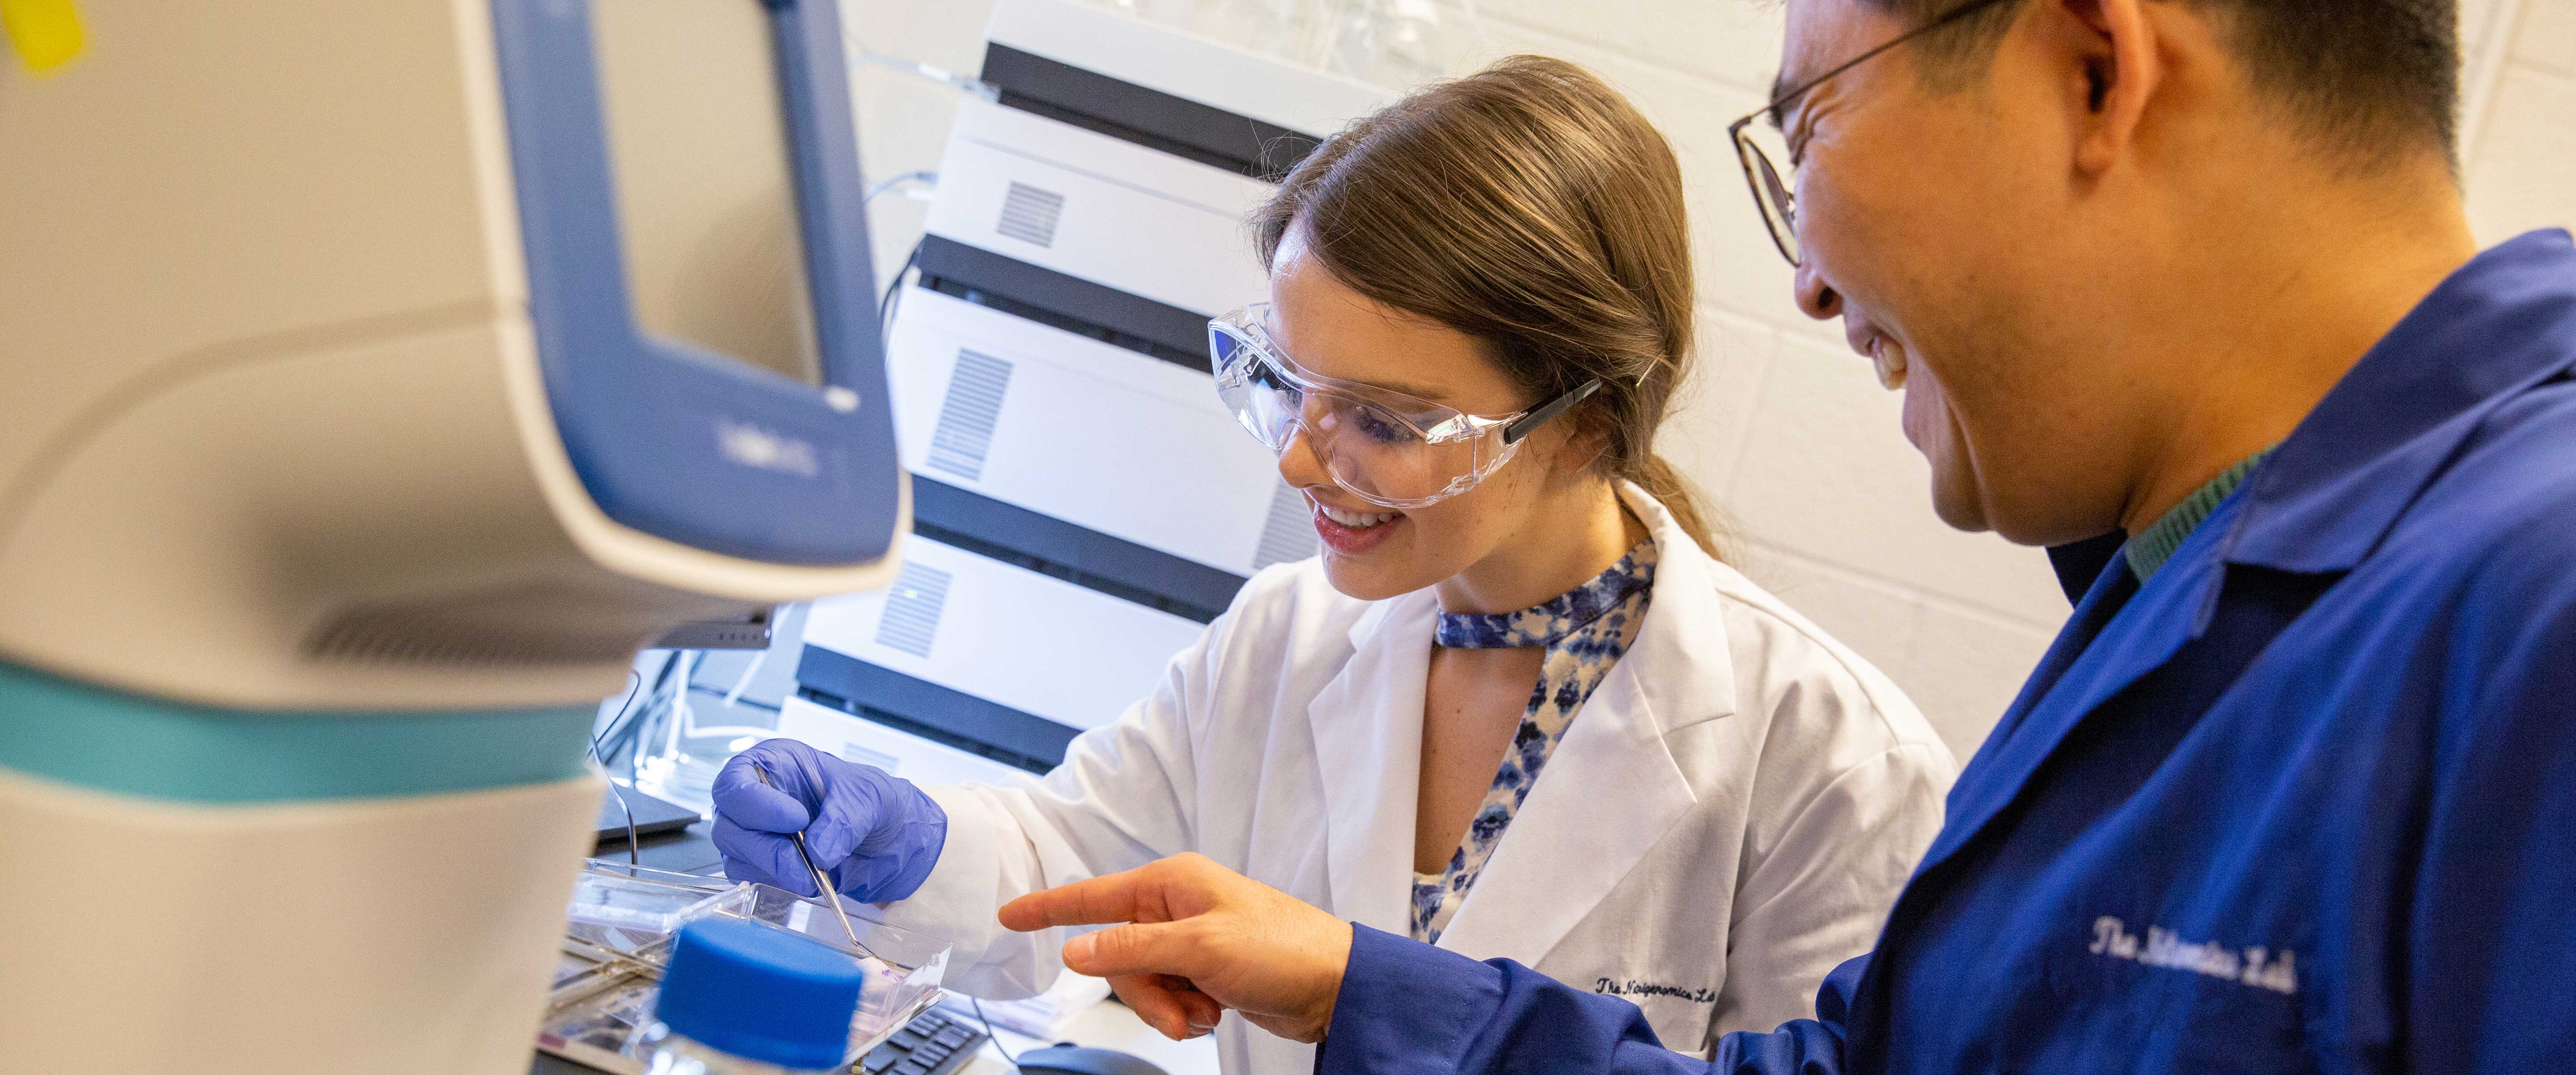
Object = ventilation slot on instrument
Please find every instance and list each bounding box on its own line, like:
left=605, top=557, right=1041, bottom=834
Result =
left=873, top=561, right=956, bottom=659
left=836, top=742, right=905, bottom=776
left=1253, top=482, right=1320, bottom=569
left=925, top=348, right=1013, bottom=482
left=995, top=181, right=1067, bottom=247
left=303, top=583, right=708, bottom=667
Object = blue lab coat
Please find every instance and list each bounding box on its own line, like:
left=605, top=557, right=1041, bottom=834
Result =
left=1315, top=230, right=2576, bottom=1075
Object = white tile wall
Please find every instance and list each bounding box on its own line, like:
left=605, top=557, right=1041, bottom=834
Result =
left=2469, top=65, right=2576, bottom=243
left=848, top=0, right=2576, bottom=759
left=1904, top=602, right=2058, bottom=760
left=847, top=3, right=994, bottom=280
left=2467, top=0, right=2576, bottom=246
left=2508, top=0, right=2576, bottom=75
left=1657, top=308, right=1781, bottom=497
left=1727, top=336, right=2070, bottom=623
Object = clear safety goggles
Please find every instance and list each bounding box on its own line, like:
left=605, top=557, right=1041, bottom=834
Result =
left=1209, top=303, right=1600, bottom=509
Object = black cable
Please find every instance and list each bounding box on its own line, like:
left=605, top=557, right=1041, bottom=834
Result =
left=590, top=669, right=647, bottom=758
left=879, top=238, right=924, bottom=342
left=590, top=670, right=647, bottom=867
left=970, top=998, right=1021, bottom=1067
left=595, top=650, right=681, bottom=773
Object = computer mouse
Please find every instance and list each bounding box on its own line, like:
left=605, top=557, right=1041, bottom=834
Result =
left=1014, top=1044, right=1170, bottom=1075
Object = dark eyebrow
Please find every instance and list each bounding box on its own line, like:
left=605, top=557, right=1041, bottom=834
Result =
left=1357, top=378, right=1454, bottom=405
left=1280, top=348, right=1454, bottom=405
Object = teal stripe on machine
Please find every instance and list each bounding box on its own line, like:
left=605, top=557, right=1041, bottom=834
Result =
left=0, top=661, right=596, bottom=804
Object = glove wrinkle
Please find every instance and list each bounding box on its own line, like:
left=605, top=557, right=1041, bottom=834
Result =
left=708, top=761, right=813, bottom=834
left=709, top=739, right=951, bottom=905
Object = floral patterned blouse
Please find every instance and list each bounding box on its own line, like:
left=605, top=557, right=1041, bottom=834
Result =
left=1410, top=539, right=1660, bottom=944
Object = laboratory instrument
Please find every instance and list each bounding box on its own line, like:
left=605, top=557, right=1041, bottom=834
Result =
left=651, top=608, right=780, bottom=652
left=594, top=785, right=707, bottom=845
left=0, top=0, right=905, bottom=1071
left=787, top=0, right=1386, bottom=787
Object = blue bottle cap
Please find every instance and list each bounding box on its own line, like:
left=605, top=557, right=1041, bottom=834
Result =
left=658, top=918, right=867, bottom=1071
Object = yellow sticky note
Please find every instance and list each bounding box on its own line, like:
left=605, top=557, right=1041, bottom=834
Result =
left=1, top=0, right=85, bottom=74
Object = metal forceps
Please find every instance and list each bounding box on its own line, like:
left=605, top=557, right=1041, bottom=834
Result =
left=752, top=763, right=879, bottom=960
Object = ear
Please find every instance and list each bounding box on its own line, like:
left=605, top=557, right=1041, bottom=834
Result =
left=2051, top=0, right=2166, bottom=179
left=1543, top=420, right=1615, bottom=481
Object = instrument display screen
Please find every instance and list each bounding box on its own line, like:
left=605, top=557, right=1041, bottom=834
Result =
left=593, top=0, right=824, bottom=387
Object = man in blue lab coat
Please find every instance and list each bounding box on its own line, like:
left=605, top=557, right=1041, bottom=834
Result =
left=994, top=0, right=2576, bottom=1071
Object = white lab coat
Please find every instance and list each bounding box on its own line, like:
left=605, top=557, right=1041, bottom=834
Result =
left=877, top=484, right=1955, bottom=1075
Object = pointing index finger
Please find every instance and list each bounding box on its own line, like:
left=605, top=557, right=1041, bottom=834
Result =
left=998, top=867, right=1158, bottom=932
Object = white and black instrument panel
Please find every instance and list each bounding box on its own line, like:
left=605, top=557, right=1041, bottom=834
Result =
left=795, top=0, right=1383, bottom=774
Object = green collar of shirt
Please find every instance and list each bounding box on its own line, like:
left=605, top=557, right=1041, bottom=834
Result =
left=2126, top=447, right=2279, bottom=583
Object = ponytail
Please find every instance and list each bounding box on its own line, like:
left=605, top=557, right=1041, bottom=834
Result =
left=1627, top=452, right=1723, bottom=559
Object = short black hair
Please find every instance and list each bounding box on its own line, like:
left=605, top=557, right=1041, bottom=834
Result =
left=1873, top=0, right=2462, bottom=166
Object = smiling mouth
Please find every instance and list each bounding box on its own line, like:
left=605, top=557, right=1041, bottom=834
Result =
left=1868, top=336, right=1909, bottom=391
left=1316, top=502, right=1398, bottom=529
left=1309, top=494, right=1404, bottom=556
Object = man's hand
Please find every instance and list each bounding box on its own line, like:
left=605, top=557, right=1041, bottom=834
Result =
left=998, top=853, right=1353, bottom=1043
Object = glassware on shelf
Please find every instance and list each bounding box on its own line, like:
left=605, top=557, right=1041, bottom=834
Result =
left=630, top=650, right=780, bottom=816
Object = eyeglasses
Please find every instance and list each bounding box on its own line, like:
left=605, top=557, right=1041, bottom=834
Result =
left=1208, top=303, right=1601, bottom=509
left=1729, top=0, right=2019, bottom=266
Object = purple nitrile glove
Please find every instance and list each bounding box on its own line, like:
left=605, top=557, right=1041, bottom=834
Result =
left=710, top=739, right=948, bottom=904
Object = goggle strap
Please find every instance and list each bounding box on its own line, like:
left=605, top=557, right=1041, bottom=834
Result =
left=1501, top=378, right=1602, bottom=445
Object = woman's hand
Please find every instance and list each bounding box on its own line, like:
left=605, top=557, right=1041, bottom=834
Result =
left=999, top=854, right=1353, bottom=1043
left=709, top=739, right=949, bottom=903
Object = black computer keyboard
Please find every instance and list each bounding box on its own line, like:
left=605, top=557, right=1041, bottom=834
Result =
left=856, top=1007, right=990, bottom=1075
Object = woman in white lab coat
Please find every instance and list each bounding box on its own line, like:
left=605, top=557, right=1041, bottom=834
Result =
left=712, top=56, right=1953, bottom=1075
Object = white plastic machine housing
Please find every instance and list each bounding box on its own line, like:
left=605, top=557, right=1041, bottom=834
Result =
left=885, top=287, right=1295, bottom=577
left=792, top=0, right=1385, bottom=781
left=922, top=95, right=1274, bottom=320
left=780, top=695, right=1028, bottom=788
left=0, top=2, right=906, bottom=1072
left=796, top=535, right=1203, bottom=782
left=983, top=0, right=1387, bottom=141
left=806, top=543, right=1202, bottom=732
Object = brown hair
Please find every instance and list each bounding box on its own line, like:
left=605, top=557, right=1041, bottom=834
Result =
left=1869, top=0, right=2461, bottom=169
left=1252, top=55, right=1721, bottom=557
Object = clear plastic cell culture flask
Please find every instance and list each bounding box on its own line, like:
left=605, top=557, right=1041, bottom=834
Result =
left=543, top=862, right=952, bottom=1074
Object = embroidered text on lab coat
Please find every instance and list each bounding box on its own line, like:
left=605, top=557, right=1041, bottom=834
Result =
left=1595, top=979, right=1720, bottom=1004
left=2090, top=916, right=2299, bottom=995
